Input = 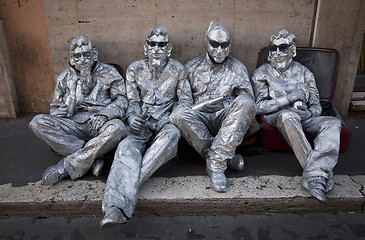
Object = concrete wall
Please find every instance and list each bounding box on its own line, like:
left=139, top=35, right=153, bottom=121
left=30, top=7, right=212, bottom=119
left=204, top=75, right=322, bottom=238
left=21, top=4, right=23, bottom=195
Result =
left=0, top=0, right=55, bottom=114
left=44, top=0, right=315, bottom=78
left=0, top=0, right=364, bottom=116
left=312, top=0, right=365, bottom=116
left=0, top=20, right=18, bottom=118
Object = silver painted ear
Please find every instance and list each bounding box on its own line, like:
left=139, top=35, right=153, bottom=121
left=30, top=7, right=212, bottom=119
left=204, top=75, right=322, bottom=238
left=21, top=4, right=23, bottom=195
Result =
left=69, top=51, right=75, bottom=66
left=267, top=51, right=272, bottom=62
left=167, top=43, right=172, bottom=57
left=291, top=44, right=297, bottom=58
left=93, top=48, right=99, bottom=62
left=270, top=34, right=276, bottom=43
left=143, top=42, right=148, bottom=56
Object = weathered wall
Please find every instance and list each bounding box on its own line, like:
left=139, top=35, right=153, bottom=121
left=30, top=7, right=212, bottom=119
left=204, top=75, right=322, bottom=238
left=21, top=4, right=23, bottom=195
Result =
left=44, top=0, right=315, bottom=79
left=1, top=0, right=364, bottom=116
left=312, top=0, right=365, bottom=116
left=0, top=20, right=18, bottom=118
left=0, top=0, right=55, bottom=114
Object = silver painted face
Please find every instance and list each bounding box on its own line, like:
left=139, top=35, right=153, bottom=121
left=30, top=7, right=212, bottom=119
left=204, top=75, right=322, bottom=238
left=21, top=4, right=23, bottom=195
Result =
left=146, top=35, right=170, bottom=68
left=206, top=29, right=230, bottom=64
left=72, top=45, right=94, bottom=72
left=268, top=38, right=294, bottom=73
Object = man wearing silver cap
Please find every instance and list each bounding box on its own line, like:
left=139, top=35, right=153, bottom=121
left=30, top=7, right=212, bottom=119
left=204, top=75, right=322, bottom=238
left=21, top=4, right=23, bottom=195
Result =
left=251, top=29, right=341, bottom=202
left=171, top=21, right=256, bottom=193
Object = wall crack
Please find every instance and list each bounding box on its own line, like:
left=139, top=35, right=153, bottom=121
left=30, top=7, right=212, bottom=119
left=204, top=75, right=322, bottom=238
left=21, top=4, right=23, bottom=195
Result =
left=348, top=175, right=365, bottom=213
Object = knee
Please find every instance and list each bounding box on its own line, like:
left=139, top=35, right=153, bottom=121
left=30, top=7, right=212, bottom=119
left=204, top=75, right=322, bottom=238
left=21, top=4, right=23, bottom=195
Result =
left=321, top=116, right=342, bottom=130
left=170, top=106, right=193, bottom=126
left=156, top=124, right=181, bottom=143
left=29, top=114, right=52, bottom=133
left=233, top=94, right=256, bottom=111
left=162, top=124, right=181, bottom=141
left=277, top=110, right=300, bottom=123
left=29, top=115, right=41, bottom=132
left=233, top=95, right=256, bottom=113
left=115, top=137, right=137, bottom=157
left=103, top=119, right=127, bottom=138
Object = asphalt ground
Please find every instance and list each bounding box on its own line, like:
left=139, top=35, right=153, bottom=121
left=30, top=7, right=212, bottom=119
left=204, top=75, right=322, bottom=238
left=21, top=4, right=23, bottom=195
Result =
left=1, top=213, right=365, bottom=240
left=0, top=112, right=364, bottom=187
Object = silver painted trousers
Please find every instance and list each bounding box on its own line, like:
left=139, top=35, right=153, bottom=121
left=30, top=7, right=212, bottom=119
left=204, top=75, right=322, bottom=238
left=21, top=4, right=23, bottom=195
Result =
left=170, top=94, right=256, bottom=173
left=102, top=123, right=181, bottom=218
left=267, top=109, right=341, bottom=181
left=29, top=114, right=126, bottom=180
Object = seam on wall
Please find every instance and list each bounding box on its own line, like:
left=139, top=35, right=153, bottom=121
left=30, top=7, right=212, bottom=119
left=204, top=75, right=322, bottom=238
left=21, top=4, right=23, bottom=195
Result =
left=310, top=0, right=320, bottom=47
left=348, top=175, right=365, bottom=213
left=348, top=0, right=364, bottom=54
left=75, top=0, right=81, bottom=35
left=232, top=0, right=236, bottom=45
left=154, top=0, right=157, bottom=26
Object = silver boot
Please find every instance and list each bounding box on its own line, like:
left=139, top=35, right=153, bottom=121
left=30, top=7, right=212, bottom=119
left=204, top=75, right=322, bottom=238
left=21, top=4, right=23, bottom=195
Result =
left=92, top=158, right=105, bottom=177
left=42, top=159, right=69, bottom=185
left=227, top=154, right=245, bottom=171
left=301, top=176, right=327, bottom=203
left=207, top=168, right=227, bottom=193
left=100, top=207, right=128, bottom=228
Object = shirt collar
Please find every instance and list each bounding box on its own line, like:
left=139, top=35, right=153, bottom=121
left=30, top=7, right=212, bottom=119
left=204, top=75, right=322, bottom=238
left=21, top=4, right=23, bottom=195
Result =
left=147, top=58, right=169, bottom=73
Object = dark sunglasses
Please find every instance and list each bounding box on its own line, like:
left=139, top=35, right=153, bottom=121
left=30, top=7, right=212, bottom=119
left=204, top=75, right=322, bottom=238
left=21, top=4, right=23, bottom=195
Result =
left=269, top=44, right=290, bottom=52
left=209, top=40, right=230, bottom=49
left=147, top=40, right=169, bottom=48
left=73, top=52, right=92, bottom=59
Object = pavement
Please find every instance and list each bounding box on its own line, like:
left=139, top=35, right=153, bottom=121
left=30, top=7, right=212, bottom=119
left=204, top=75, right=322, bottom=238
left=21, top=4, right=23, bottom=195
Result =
left=2, top=214, right=365, bottom=239
left=0, top=112, right=364, bottom=218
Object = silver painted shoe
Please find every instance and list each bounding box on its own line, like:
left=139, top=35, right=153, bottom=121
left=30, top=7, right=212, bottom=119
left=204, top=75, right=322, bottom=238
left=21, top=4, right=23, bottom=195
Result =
left=42, top=159, right=69, bottom=185
left=324, top=171, right=334, bottom=193
left=206, top=168, right=227, bottom=193
left=301, top=176, right=327, bottom=203
left=100, top=207, right=127, bottom=228
left=227, top=154, right=245, bottom=171
left=92, top=158, right=104, bottom=177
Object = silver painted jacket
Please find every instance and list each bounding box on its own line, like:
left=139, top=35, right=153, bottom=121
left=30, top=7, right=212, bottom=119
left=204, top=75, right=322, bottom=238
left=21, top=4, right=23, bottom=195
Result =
left=126, top=57, right=192, bottom=120
left=252, top=61, right=322, bottom=117
left=186, top=52, right=254, bottom=105
left=50, top=61, right=127, bottom=122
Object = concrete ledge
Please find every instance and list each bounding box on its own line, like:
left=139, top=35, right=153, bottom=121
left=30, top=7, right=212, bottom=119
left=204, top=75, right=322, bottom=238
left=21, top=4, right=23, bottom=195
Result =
left=0, top=175, right=364, bottom=218
left=351, top=100, right=365, bottom=111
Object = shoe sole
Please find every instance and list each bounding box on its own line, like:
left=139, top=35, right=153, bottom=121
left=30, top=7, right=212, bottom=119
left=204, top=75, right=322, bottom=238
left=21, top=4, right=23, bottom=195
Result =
left=301, top=179, right=327, bottom=203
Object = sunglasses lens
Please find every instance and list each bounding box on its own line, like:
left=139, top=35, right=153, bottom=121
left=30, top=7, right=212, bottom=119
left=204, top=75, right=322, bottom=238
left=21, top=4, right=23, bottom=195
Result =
left=269, top=44, right=290, bottom=52
left=221, top=42, right=230, bottom=49
left=279, top=44, right=289, bottom=51
left=147, top=41, right=154, bottom=47
left=209, top=40, right=219, bottom=48
left=83, top=52, right=91, bottom=58
left=147, top=41, right=168, bottom=48
left=158, top=42, right=168, bottom=47
left=73, top=52, right=92, bottom=59
left=210, top=40, right=230, bottom=49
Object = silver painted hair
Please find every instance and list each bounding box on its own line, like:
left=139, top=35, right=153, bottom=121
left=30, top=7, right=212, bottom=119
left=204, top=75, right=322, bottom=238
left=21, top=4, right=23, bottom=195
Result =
left=270, top=29, right=296, bottom=45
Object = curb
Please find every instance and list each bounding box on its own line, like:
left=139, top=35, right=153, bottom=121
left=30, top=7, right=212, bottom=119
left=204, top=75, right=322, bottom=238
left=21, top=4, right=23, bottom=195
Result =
left=0, top=175, right=364, bottom=217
